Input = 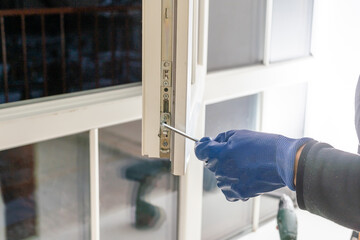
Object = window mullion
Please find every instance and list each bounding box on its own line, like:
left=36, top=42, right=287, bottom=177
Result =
left=252, top=92, right=264, bottom=231
left=90, top=129, right=100, bottom=240
left=257, top=0, right=273, bottom=229
left=263, top=0, right=273, bottom=66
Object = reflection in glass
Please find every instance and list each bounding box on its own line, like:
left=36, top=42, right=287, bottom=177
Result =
left=0, top=0, right=141, bottom=104
left=0, top=133, right=90, bottom=240
left=99, top=121, right=178, bottom=240
left=202, top=95, right=259, bottom=240
left=270, top=0, right=314, bottom=62
left=260, top=83, right=308, bottom=221
left=207, top=0, right=266, bottom=72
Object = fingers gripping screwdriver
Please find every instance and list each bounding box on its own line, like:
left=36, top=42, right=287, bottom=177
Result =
left=161, top=123, right=199, bottom=142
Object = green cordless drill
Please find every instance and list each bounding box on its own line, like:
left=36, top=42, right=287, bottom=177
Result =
left=277, top=194, right=298, bottom=240
left=125, top=160, right=170, bottom=229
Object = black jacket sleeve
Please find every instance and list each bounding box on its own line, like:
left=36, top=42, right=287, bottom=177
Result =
left=296, top=140, right=360, bottom=231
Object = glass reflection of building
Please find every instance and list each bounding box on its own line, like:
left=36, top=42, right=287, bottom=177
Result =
left=0, top=0, right=142, bottom=104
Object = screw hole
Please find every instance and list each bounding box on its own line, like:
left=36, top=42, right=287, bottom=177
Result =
left=164, top=88, right=168, bottom=92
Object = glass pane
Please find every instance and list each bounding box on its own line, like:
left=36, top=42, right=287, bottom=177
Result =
left=0, top=0, right=141, bottom=104
left=260, top=83, right=308, bottom=221
left=99, top=120, right=178, bottom=240
left=0, top=133, right=90, bottom=240
left=270, top=0, right=314, bottom=62
left=262, top=83, right=308, bottom=138
left=202, top=94, right=259, bottom=240
left=207, top=0, right=266, bottom=72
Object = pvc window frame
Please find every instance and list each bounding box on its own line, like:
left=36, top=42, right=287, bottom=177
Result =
left=0, top=1, right=197, bottom=239
left=0, top=0, right=193, bottom=239
left=184, top=0, right=319, bottom=238
left=0, top=84, right=142, bottom=240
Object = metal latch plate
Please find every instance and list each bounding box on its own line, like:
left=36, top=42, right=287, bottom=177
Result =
left=159, top=0, right=175, bottom=158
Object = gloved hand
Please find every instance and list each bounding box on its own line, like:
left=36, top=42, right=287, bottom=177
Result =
left=195, top=130, right=312, bottom=201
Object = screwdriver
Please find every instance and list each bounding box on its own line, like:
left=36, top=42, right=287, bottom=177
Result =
left=161, top=123, right=199, bottom=142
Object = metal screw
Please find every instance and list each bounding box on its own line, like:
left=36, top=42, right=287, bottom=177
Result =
left=163, top=93, right=169, bottom=99
left=163, top=81, right=169, bottom=86
left=164, top=61, right=170, bottom=67
left=162, top=140, right=168, bottom=147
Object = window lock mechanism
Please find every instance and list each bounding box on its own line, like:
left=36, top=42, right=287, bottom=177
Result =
left=159, top=0, right=175, bottom=158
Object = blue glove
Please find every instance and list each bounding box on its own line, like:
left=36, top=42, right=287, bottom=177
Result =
left=195, top=130, right=312, bottom=201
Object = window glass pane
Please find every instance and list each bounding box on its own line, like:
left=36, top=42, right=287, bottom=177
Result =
left=270, top=0, right=314, bottom=62
left=202, top=95, right=259, bottom=240
left=262, top=83, right=308, bottom=138
left=99, top=120, right=178, bottom=240
left=0, top=0, right=141, bottom=104
left=207, top=0, right=266, bottom=72
left=0, top=133, right=90, bottom=240
left=260, top=83, right=308, bottom=221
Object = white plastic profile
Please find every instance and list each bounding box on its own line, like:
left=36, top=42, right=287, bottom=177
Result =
left=142, top=0, right=162, bottom=159
left=90, top=129, right=100, bottom=240
left=142, top=0, right=193, bottom=176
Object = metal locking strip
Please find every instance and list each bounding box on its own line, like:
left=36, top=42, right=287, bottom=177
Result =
left=160, top=0, right=175, bottom=158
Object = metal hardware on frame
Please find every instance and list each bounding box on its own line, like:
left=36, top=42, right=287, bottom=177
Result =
left=159, top=0, right=175, bottom=158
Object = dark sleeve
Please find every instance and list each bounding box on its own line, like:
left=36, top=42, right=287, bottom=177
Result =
left=296, top=140, right=360, bottom=231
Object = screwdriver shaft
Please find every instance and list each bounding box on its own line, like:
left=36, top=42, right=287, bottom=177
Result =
left=162, top=123, right=199, bottom=142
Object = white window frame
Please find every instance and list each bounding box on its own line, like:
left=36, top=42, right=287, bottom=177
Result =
left=142, top=0, right=199, bottom=176
left=0, top=83, right=142, bottom=240
left=0, top=0, right=320, bottom=240
left=0, top=84, right=142, bottom=151
left=180, top=0, right=320, bottom=239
